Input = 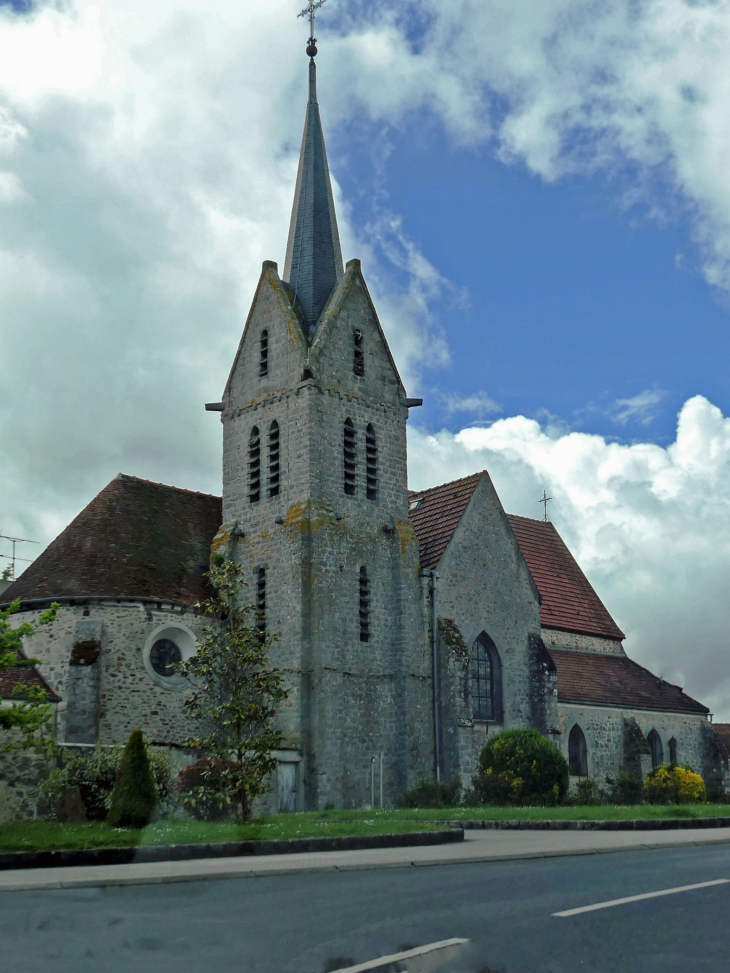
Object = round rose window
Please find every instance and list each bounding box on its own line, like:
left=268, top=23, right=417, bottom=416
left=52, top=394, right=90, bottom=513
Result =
left=149, top=638, right=182, bottom=677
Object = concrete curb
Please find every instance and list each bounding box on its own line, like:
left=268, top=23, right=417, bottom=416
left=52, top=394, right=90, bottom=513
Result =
left=0, top=828, right=463, bottom=873
left=452, top=817, right=730, bottom=831
left=4, top=833, right=730, bottom=892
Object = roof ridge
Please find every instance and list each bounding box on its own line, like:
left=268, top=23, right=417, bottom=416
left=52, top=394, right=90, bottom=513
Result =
left=507, top=512, right=556, bottom=527
left=408, top=470, right=485, bottom=498
left=116, top=473, right=221, bottom=501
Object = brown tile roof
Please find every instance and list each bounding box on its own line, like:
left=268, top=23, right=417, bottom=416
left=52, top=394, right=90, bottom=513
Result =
left=549, top=648, right=708, bottom=715
left=2, top=475, right=222, bottom=606
left=408, top=472, right=482, bottom=571
left=507, top=515, right=625, bottom=640
left=0, top=665, right=60, bottom=702
left=713, top=724, right=730, bottom=752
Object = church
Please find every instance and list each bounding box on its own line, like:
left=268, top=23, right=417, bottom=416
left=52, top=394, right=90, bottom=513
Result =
left=2, top=44, right=727, bottom=816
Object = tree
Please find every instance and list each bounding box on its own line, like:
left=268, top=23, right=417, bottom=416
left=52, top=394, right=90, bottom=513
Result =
left=176, top=557, right=289, bottom=822
left=0, top=598, right=59, bottom=753
left=107, top=729, right=158, bottom=828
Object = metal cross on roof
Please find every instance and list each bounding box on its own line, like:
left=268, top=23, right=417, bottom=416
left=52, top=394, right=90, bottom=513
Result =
left=538, top=490, right=552, bottom=522
left=298, top=0, right=328, bottom=54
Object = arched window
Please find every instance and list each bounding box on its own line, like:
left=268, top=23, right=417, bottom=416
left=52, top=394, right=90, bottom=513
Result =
left=648, top=729, right=664, bottom=769
left=668, top=737, right=677, bottom=765
left=268, top=420, right=280, bottom=498
left=248, top=426, right=261, bottom=503
left=259, top=330, right=269, bottom=376
left=359, top=566, right=370, bottom=642
left=366, top=424, right=377, bottom=501
left=344, top=418, right=356, bottom=496
left=470, top=633, right=502, bottom=722
left=353, top=328, right=364, bottom=376
left=568, top=724, right=588, bottom=777
left=256, top=568, right=266, bottom=635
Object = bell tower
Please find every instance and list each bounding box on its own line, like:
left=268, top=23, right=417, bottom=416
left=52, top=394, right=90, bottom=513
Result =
left=213, top=29, right=433, bottom=809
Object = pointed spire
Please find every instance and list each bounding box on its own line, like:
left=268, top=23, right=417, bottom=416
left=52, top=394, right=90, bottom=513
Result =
left=283, top=58, right=344, bottom=333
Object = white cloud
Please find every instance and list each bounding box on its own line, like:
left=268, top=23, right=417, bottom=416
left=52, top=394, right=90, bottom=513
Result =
left=409, top=394, right=730, bottom=720
left=440, top=390, right=503, bottom=419
left=611, top=388, right=666, bottom=425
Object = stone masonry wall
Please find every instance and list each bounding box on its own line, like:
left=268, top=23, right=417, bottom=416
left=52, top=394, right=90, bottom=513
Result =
left=220, top=259, right=432, bottom=809
left=543, top=630, right=625, bottom=656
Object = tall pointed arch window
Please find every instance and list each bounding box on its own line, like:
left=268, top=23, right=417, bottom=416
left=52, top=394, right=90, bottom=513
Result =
left=669, top=737, right=678, bottom=765
left=248, top=426, right=261, bottom=503
left=344, top=418, right=357, bottom=496
left=259, top=330, right=269, bottom=376
left=268, top=420, right=280, bottom=498
left=256, top=568, right=266, bottom=635
left=353, top=329, right=364, bottom=376
left=365, top=424, right=377, bottom=501
left=359, top=566, right=370, bottom=642
left=648, top=729, right=664, bottom=769
left=568, top=724, right=588, bottom=777
left=470, top=633, right=502, bottom=722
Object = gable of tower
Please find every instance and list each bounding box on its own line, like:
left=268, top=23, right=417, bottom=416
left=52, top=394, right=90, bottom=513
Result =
left=223, top=261, right=308, bottom=408
left=310, top=259, right=405, bottom=400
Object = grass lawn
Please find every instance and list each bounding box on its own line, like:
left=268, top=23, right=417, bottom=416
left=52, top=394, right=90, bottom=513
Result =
left=2, top=804, right=730, bottom=853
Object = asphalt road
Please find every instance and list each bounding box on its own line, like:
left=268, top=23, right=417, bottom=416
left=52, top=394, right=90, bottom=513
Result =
left=3, top=844, right=730, bottom=973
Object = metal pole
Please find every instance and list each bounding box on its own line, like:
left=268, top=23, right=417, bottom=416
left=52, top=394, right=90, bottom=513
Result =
left=370, top=756, right=375, bottom=809
left=430, top=570, right=441, bottom=782
left=379, top=752, right=383, bottom=809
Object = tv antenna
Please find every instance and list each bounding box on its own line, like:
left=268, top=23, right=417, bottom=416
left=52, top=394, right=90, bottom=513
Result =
left=0, top=535, right=39, bottom=580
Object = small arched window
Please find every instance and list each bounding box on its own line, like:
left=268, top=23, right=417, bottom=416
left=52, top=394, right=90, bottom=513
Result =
left=366, top=424, right=377, bottom=501
left=256, top=568, right=266, bottom=635
left=568, top=724, right=588, bottom=777
left=359, top=566, right=370, bottom=642
left=668, top=737, right=678, bottom=765
left=648, top=729, right=663, bottom=769
left=353, top=329, right=364, bottom=376
left=344, top=418, right=356, bottom=496
left=268, top=420, right=280, bottom=498
left=470, top=633, right=502, bottom=722
left=259, top=330, right=269, bottom=376
left=248, top=426, right=261, bottom=503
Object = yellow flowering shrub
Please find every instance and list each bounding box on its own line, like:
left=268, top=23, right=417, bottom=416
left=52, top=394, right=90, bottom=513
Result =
left=643, top=765, right=706, bottom=804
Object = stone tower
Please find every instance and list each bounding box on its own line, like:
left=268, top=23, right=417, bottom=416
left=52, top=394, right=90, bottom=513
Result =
left=215, top=54, right=433, bottom=809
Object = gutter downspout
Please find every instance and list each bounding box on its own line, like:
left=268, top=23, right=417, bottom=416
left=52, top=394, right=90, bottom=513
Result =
left=430, top=569, right=440, bottom=782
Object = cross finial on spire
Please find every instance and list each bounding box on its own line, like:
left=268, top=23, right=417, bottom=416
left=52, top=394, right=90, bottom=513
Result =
left=298, top=0, right=328, bottom=57
left=539, top=490, right=552, bottom=522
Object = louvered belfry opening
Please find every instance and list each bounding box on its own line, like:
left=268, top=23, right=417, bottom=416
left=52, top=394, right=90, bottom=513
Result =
left=353, top=329, right=364, bottom=376
left=259, top=330, right=269, bottom=376
left=344, top=418, right=356, bottom=495
left=365, top=424, right=377, bottom=501
left=359, top=566, right=370, bottom=642
left=256, top=567, right=266, bottom=635
left=248, top=426, right=261, bottom=503
left=268, top=420, right=280, bottom=498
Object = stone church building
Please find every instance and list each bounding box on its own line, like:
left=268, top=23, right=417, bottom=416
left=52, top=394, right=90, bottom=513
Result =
left=3, top=53, right=727, bottom=815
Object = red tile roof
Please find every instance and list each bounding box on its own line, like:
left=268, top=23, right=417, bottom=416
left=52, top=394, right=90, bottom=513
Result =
left=549, top=649, right=708, bottom=714
left=0, top=664, right=60, bottom=702
left=408, top=473, right=482, bottom=571
left=2, top=475, right=222, bottom=606
left=507, top=515, right=625, bottom=640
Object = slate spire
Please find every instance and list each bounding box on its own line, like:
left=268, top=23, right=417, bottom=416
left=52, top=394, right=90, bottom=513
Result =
left=283, top=57, right=344, bottom=333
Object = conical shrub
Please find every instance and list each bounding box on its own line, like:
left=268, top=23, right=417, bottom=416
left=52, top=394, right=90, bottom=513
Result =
left=107, top=729, right=157, bottom=828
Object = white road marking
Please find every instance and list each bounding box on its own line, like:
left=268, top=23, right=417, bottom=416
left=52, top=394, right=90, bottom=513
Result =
left=554, top=878, right=730, bottom=917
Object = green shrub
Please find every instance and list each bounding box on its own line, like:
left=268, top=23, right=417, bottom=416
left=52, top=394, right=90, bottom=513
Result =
left=175, top=758, right=240, bottom=821
left=604, top=770, right=643, bottom=805
left=472, top=728, right=569, bottom=806
left=35, top=744, right=174, bottom=820
left=397, top=777, right=461, bottom=809
left=107, top=730, right=158, bottom=828
left=643, top=764, right=706, bottom=805
left=573, top=777, right=601, bottom=806
left=706, top=784, right=729, bottom=804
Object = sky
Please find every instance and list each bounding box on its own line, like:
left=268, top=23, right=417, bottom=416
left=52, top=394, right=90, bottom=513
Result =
left=1, top=0, right=730, bottom=718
